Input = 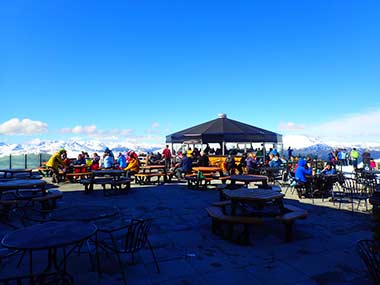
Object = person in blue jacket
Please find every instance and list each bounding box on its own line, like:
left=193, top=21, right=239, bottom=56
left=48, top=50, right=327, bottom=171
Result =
left=295, top=159, right=312, bottom=197
left=295, top=159, right=312, bottom=182
left=320, top=162, right=337, bottom=175
left=174, top=153, right=193, bottom=179
left=116, top=152, right=127, bottom=169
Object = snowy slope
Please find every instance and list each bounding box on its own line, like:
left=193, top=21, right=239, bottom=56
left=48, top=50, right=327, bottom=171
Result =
left=1, top=135, right=380, bottom=158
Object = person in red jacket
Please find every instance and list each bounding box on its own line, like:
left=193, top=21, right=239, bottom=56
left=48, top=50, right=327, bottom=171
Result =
left=162, top=145, right=172, bottom=170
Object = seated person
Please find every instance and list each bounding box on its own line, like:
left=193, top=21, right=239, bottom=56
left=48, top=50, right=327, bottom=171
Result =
left=370, top=158, right=378, bottom=170
left=124, top=154, right=140, bottom=177
left=103, top=152, right=114, bottom=169
left=72, top=153, right=87, bottom=180
left=237, top=152, right=248, bottom=175
left=197, top=151, right=210, bottom=167
left=315, top=162, right=337, bottom=196
left=116, top=152, right=127, bottom=169
left=246, top=152, right=258, bottom=174
left=174, top=153, right=193, bottom=179
left=294, top=159, right=312, bottom=198
left=320, top=162, right=337, bottom=175
left=91, top=153, right=100, bottom=170
left=268, top=154, right=282, bottom=168
left=225, top=155, right=237, bottom=175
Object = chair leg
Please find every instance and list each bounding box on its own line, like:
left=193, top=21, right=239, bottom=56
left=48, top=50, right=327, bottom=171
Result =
left=147, top=239, right=160, bottom=273
left=111, top=237, right=127, bottom=285
left=17, top=250, right=26, bottom=267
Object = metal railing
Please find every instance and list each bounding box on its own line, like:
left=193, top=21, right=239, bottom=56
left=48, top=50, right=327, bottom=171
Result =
left=0, top=153, right=51, bottom=169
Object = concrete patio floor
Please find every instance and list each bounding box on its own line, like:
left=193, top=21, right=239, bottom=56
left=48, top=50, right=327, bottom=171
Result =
left=0, top=179, right=374, bottom=284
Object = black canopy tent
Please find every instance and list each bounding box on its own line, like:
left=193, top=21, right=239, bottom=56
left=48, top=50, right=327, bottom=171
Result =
left=166, top=114, right=282, bottom=155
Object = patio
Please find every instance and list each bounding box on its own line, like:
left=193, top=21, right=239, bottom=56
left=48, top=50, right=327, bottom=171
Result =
left=0, top=180, right=373, bottom=284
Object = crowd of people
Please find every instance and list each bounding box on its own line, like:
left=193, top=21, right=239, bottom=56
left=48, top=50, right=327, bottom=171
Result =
left=46, top=143, right=379, bottom=185
left=46, top=147, right=144, bottom=182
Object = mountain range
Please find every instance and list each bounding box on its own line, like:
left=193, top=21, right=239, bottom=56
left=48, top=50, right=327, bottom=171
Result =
left=1, top=135, right=380, bottom=160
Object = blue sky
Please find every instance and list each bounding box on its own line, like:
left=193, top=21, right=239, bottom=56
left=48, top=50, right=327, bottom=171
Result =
left=1, top=0, right=379, bottom=146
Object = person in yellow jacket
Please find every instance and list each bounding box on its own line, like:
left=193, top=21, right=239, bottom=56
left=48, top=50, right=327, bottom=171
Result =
left=46, top=148, right=67, bottom=183
left=124, top=155, right=140, bottom=177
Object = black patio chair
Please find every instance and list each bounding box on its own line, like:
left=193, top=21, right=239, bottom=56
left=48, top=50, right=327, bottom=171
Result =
left=95, top=218, right=160, bottom=285
left=357, top=239, right=380, bottom=284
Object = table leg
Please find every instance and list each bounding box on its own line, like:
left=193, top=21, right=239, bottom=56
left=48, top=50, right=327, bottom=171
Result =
left=29, top=250, right=35, bottom=285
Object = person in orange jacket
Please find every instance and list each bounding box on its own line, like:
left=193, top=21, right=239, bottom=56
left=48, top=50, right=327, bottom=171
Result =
left=125, top=153, right=140, bottom=177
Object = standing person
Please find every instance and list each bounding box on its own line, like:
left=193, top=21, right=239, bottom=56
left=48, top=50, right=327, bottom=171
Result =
left=350, top=148, right=359, bottom=169
left=46, top=149, right=67, bottom=183
left=328, top=150, right=336, bottom=165
left=362, top=149, right=371, bottom=169
left=162, top=145, right=172, bottom=170
left=287, top=146, right=293, bottom=160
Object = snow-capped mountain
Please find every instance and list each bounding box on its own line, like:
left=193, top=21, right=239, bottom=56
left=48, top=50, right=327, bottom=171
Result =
left=0, top=135, right=380, bottom=159
left=283, top=135, right=380, bottom=159
left=0, top=139, right=163, bottom=158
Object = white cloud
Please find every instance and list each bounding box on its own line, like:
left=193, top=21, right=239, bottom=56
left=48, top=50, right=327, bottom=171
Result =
left=281, top=109, right=380, bottom=143
left=145, top=121, right=162, bottom=134
left=151, top=122, right=160, bottom=129
left=60, top=125, right=133, bottom=138
left=0, top=118, right=48, bottom=135
left=278, top=122, right=305, bottom=131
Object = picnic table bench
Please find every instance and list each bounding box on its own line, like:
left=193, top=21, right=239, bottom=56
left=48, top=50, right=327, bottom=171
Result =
left=31, top=189, right=63, bottom=210
left=134, top=172, right=165, bottom=185
left=276, top=204, right=308, bottom=242
left=80, top=177, right=131, bottom=196
left=65, top=172, right=92, bottom=182
left=205, top=206, right=263, bottom=244
left=184, top=175, right=213, bottom=190
left=206, top=199, right=308, bottom=244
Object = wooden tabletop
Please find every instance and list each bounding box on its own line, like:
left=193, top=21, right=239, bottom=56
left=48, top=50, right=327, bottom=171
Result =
left=50, top=205, right=119, bottom=222
left=141, top=165, right=165, bottom=169
left=2, top=221, right=97, bottom=250
left=228, top=175, right=268, bottom=183
left=0, top=179, right=46, bottom=191
left=223, top=189, right=284, bottom=202
left=0, top=168, right=33, bottom=178
left=192, top=166, right=222, bottom=173
left=92, top=170, right=125, bottom=176
left=140, top=165, right=166, bottom=172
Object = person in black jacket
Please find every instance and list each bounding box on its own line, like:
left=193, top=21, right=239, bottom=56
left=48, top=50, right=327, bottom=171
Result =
left=198, top=151, right=210, bottom=167
left=237, top=152, right=247, bottom=174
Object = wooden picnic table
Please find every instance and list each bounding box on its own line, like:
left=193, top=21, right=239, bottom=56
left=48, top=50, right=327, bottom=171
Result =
left=192, top=166, right=223, bottom=174
left=140, top=165, right=166, bottom=173
left=0, top=179, right=47, bottom=194
left=223, top=188, right=285, bottom=216
left=0, top=168, right=33, bottom=179
left=227, top=174, right=268, bottom=188
left=137, top=165, right=172, bottom=184
left=80, top=170, right=131, bottom=195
